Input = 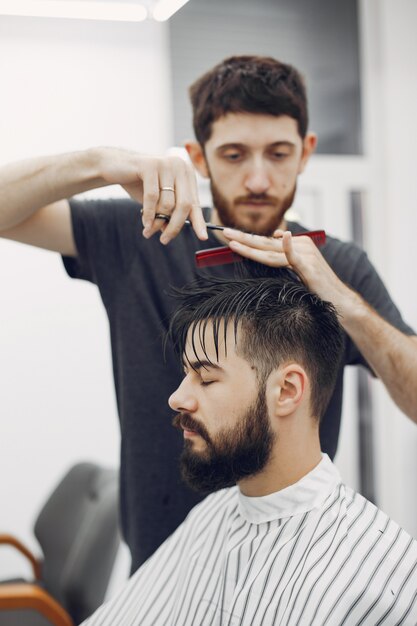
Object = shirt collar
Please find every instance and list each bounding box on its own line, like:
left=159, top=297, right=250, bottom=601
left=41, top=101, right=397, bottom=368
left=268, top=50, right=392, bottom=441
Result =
left=237, top=454, right=342, bottom=524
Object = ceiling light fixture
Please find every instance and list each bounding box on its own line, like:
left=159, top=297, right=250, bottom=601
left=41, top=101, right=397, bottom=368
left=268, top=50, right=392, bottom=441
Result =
left=0, top=0, right=148, bottom=22
left=152, top=0, right=191, bottom=22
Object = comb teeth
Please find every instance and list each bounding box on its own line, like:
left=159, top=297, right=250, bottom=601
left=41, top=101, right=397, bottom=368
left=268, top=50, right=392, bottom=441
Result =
left=195, top=247, right=242, bottom=268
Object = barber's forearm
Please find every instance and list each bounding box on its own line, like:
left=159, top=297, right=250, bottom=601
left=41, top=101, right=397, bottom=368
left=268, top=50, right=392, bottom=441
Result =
left=0, top=148, right=106, bottom=230
left=340, top=293, right=417, bottom=423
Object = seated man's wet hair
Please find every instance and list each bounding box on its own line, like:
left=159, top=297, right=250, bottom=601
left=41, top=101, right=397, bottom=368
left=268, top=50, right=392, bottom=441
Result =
left=189, top=55, right=308, bottom=146
left=168, top=268, right=344, bottom=421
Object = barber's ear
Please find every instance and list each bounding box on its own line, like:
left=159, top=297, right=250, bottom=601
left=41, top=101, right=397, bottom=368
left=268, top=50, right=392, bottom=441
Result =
left=184, top=141, right=209, bottom=178
left=268, top=364, right=307, bottom=418
left=298, top=132, right=317, bottom=174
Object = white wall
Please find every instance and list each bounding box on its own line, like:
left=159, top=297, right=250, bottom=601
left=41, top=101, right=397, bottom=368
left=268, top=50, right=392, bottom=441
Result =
left=366, top=0, right=417, bottom=537
left=0, top=14, right=172, bottom=582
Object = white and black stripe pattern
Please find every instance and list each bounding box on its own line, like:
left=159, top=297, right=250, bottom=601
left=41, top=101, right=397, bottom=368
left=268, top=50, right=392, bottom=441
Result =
left=82, top=455, right=417, bottom=625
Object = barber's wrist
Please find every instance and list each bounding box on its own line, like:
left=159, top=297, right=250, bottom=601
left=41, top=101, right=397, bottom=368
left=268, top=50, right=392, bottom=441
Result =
left=86, top=146, right=112, bottom=185
left=336, top=288, right=369, bottom=331
left=94, top=145, right=141, bottom=188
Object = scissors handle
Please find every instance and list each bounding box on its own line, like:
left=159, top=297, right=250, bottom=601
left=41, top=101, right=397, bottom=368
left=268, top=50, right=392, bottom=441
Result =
left=142, top=210, right=224, bottom=231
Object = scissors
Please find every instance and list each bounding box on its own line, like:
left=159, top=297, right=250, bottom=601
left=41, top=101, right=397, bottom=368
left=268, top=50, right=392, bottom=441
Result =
left=140, top=210, right=326, bottom=268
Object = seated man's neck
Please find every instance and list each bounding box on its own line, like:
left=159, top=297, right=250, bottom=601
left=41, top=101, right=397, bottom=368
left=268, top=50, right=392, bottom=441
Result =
left=238, top=430, right=322, bottom=498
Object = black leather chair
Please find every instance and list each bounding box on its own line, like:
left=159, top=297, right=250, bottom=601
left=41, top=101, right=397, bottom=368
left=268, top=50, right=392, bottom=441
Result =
left=0, top=462, right=120, bottom=625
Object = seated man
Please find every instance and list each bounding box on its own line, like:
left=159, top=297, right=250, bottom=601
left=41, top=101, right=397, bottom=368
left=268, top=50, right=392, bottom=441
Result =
left=83, top=270, right=417, bottom=625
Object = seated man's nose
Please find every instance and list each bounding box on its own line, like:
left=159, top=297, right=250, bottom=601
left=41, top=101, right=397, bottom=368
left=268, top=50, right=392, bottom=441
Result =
left=168, top=390, right=181, bottom=411
left=168, top=390, right=197, bottom=413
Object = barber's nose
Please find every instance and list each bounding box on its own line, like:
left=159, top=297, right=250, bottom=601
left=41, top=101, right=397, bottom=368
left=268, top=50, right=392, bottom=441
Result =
left=244, top=163, right=270, bottom=195
left=168, top=378, right=198, bottom=413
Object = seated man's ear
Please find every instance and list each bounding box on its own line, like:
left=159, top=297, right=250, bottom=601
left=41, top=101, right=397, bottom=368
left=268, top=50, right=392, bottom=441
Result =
left=184, top=141, right=209, bottom=178
left=267, top=364, right=307, bottom=418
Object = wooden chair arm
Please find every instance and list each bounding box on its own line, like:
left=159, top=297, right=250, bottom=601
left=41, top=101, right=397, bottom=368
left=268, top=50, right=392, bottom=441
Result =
left=0, top=583, right=74, bottom=626
left=0, top=533, right=42, bottom=580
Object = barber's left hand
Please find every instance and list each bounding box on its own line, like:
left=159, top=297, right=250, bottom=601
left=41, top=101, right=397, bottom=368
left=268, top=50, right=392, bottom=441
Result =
left=223, top=228, right=351, bottom=309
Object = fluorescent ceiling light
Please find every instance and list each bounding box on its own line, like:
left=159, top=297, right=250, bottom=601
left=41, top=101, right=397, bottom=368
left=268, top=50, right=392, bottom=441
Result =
left=152, top=0, right=190, bottom=22
left=0, top=0, right=148, bottom=22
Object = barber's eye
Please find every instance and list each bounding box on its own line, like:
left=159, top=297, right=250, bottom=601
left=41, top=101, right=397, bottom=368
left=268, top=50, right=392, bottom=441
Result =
left=224, top=152, right=242, bottom=161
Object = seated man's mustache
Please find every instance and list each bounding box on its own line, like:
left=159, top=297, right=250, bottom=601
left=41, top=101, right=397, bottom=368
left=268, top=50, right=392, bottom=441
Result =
left=172, top=412, right=210, bottom=442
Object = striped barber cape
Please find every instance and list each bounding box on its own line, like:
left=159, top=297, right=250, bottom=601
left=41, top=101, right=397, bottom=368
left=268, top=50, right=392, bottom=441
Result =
left=82, top=454, right=417, bottom=625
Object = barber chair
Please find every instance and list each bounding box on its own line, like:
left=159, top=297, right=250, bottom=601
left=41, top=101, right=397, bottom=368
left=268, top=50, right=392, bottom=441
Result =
left=0, top=462, right=120, bottom=625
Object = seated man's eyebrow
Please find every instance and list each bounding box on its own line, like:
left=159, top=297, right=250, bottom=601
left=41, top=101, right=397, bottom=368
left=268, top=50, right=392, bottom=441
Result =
left=183, top=360, right=224, bottom=373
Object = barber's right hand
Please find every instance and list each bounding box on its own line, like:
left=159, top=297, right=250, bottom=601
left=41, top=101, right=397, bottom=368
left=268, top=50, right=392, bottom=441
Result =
left=98, top=147, right=208, bottom=243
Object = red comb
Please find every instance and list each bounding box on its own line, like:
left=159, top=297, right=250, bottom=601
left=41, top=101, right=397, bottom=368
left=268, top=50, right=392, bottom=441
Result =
left=195, top=230, right=326, bottom=268
left=195, top=247, right=242, bottom=268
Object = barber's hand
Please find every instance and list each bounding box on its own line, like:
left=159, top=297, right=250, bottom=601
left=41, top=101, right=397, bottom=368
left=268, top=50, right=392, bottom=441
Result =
left=223, top=228, right=351, bottom=308
left=99, top=148, right=208, bottom=243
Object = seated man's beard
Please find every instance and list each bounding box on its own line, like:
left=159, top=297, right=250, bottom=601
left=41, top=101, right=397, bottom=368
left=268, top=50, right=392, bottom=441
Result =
left=210, top=179, right=296, bottom=237
left=172, top=386, right=274, bottom=494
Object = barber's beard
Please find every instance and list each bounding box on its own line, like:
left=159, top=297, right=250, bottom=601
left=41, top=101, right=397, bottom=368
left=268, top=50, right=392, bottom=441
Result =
left=210, top=178, right=297, bottom=237
left=172, top=387, right=275, bottom=494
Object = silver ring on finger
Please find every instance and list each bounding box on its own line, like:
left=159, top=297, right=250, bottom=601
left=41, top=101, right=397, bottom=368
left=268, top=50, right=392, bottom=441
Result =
left=160, top=186, right=175, bottom=192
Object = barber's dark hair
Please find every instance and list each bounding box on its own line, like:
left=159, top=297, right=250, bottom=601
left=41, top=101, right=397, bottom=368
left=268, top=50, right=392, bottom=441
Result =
left=168, top=268, right=344, bottom=421
left=189, top=55, right=308, bottom=146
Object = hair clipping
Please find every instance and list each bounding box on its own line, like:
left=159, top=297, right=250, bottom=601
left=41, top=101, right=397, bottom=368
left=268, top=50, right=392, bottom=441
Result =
left=195, top=230, right=326, bottom=268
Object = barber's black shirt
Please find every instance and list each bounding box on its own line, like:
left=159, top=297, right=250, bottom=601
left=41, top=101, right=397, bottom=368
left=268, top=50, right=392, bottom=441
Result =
left=63, top=198, right=415, bottom=572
